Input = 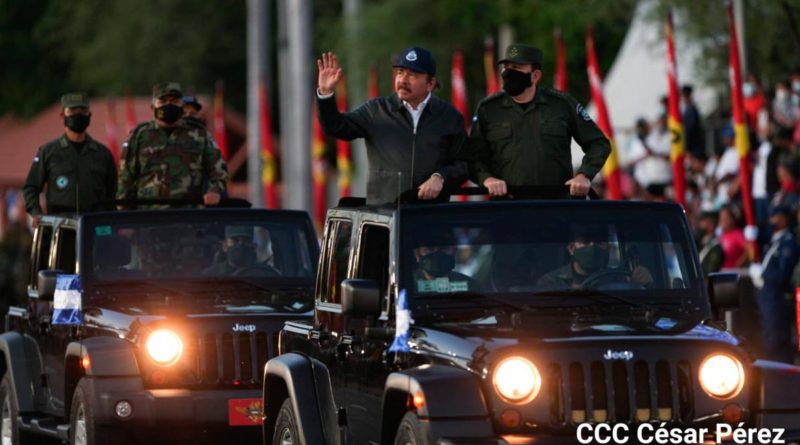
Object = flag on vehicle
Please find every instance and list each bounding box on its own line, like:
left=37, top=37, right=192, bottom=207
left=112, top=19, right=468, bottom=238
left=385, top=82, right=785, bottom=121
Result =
left=484, top=37, right=499, bottom=96
left=336, top=78, right=352, bottom=198
left=726, top=0, right=759, bottom=260
left=311, top=102, right=328, bottom=232
left=259, top=78, right=278, bottom=209
left=214, top=80, right=230, bottom=161
left=53, top=274, right=82, bottom=325
left=665, top=10, right=687, bottom=207
left=554, top=28, right=568, bottom=92
left=586, top=27, right=622, bottom=200
left=389, top=289, right=413, bottom=353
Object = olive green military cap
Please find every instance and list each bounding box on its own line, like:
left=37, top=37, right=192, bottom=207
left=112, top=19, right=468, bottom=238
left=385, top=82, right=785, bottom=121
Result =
left=498, top=44, right=544, bottom=67
left=61, top=92, right=90, bottom=109
left=152, top=82, right=183, bottom=99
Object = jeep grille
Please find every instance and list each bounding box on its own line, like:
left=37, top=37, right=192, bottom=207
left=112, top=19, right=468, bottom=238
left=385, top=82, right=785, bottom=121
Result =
left=187, top=331, right=273, bottom=386
left=546, top=360, right=694, bottom=425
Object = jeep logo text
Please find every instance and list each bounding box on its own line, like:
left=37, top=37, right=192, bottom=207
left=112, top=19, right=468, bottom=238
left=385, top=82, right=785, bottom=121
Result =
left=603, top=349, right=634, bottom=361
left=233, top=323, right=257, bottom=333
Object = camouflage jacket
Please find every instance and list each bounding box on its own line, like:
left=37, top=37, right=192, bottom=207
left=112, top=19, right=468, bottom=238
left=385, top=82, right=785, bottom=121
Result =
left=117, top=121, right=228, bottom=203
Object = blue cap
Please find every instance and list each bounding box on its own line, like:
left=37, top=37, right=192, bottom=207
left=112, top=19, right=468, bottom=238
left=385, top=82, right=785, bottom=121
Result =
left=182, top=95, right=202, bottom=110
left=393, top=47, right=436, bottom=76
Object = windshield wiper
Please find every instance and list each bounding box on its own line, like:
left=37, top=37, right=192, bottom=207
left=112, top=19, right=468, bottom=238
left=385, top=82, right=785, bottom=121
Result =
left=527, top=288, right=653, bottom=309
left=92, top=280, right=187, bottom=296
left=413, top=291, right=529, bottom=312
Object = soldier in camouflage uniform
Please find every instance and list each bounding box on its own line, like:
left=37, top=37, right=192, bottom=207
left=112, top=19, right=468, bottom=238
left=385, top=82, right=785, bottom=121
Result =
left=117, top=82, right=228, bottom=208
left=463, top=44, right=610, bottom=198
left=23, top=93, right=117, bottom=226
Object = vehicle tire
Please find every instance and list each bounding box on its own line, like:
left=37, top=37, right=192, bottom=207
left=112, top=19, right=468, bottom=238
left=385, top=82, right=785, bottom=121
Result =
left=69, top=378, right=111, bottom=445
left=394, top=411, right=433, bottom=445
left=0, top=373, right=50, bottom=445
left=272, top=398, right=300, bottom=445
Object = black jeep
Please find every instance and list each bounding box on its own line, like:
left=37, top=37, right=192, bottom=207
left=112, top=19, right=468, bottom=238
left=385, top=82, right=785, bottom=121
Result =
left=0, top=207, right=318, bottom=444
left=261, top=197, right=800, bottom=444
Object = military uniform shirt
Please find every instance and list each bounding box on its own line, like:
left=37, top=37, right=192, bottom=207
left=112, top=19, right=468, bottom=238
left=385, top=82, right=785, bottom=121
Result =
left=117, top=121, right=228, bottom=202
left=23, top=134, right=117, bottom=215
left=464, top=87, right=611, bottom=192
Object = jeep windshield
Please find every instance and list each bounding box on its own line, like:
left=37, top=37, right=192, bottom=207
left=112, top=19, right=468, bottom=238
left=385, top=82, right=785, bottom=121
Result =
left=80, top=210, right=318, bottom=309
left=400, top=201, right=703, bottom=312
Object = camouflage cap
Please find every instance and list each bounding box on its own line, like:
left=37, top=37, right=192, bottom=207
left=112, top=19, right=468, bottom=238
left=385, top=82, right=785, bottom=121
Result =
left=152, top=82, right=183, bottom=99
left=498, top=44, right=544, bottom=67
left=61, top=92, right=90, bottom=109
left=225, top=225, right=253, bottom=239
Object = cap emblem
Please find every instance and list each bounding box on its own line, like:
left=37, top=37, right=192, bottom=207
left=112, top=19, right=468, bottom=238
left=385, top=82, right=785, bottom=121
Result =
left=406, top=50, right=418, bottom=61
left=509, top=46, right=519, bottom=57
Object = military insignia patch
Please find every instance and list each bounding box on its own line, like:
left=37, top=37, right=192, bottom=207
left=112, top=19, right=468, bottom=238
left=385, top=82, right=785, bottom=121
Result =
left=576, top=104, right=591, bottom=121
left=509, top=47, right=519, bottom=57
left=406, top=50, right=418, bottom=61
left=56, top=175, right=69, bottom=189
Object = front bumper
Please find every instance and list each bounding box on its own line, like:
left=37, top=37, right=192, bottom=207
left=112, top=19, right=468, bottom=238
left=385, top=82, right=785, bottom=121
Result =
left=88, top=377, right=262, bottom=432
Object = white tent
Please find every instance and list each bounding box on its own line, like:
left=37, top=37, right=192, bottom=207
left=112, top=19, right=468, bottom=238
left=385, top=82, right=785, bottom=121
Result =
left=574, top=0, right=719, bottom=169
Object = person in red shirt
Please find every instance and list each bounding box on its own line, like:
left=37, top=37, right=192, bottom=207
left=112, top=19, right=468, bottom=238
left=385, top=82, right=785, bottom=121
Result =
left=718, top=204, right=748, bottom=269
left=743, top=73, right=767, bottom=133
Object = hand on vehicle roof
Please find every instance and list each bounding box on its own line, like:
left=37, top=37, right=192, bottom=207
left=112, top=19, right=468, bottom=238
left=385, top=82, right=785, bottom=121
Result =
left=483, top=177, right=507, bottom=196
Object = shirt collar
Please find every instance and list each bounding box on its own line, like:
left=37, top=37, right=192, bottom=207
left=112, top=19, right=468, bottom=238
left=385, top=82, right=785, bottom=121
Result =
left=402, top=92, right=432, bottom=112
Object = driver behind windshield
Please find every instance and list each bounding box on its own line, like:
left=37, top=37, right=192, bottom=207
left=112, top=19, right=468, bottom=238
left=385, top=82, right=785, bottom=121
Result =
left=537, top=226, right=653, bottom=289
left=204, top=226, right=280, bottom=276
left=413, top=231, right=479, bottom=293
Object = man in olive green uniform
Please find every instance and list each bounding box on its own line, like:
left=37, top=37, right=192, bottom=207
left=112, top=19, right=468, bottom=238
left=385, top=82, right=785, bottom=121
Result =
left=23, top=93, right=117, bottom=226
left=464, top=44, right=611, bottom=198
left=118, top=82, right=228, bottom=208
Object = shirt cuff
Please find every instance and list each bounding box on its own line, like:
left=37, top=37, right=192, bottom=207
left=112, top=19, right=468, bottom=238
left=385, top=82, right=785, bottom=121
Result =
left=317, top=89, right=334, bottom=100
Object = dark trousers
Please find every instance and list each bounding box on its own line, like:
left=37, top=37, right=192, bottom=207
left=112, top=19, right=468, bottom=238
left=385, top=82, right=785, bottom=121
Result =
left=757, top=286, right=796, bottom=363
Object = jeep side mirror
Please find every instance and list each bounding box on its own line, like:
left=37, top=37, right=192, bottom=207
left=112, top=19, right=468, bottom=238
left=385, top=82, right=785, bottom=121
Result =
left=37, top=270, right=62, bottom=301
left=708, top=272, right=742, bottom=314
left=341, top=279, right=381, bottom=318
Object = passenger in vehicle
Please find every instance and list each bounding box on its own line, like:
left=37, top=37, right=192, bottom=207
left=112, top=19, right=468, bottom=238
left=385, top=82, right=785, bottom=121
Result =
left=413, top=231, right=479, bottom=293
left=537, top=226, right=653, bottom=289
left=204, top=226, right=281, bottom=276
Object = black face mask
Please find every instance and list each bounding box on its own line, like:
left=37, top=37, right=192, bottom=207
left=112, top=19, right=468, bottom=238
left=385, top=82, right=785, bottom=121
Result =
left=228, top=243, right=257, bottom=268
left=64, top=114, right=91, bottom=133
left=418, top=251, right=455, bottom=278
left=501, top=69, right=533, bottom=97
left=154, top=104, right=184, bottom=124
left=573, top=245, right=608, bottom=274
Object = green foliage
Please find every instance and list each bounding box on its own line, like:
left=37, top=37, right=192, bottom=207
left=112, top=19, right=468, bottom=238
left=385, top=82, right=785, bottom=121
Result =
left=2, top=0, right=247, bottom=116
left=0, top=0, right=68, bottom=117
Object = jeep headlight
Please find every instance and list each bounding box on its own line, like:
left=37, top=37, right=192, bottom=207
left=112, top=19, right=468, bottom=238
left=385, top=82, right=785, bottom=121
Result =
left=145, top=329, right=184, bottom=366
left=492, top=357, right=542, bottom=404
left=698, top=353, right=744, bottom=399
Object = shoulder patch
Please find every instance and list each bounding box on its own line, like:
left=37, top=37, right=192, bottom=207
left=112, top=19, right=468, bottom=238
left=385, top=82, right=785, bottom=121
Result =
left=576, top=104, right=592, bottom=121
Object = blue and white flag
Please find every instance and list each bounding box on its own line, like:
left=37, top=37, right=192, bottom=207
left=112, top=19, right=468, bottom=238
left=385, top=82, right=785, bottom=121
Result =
left=389, top=289, right=414, bottom=353
left=53, top=274, right=82, bottom=325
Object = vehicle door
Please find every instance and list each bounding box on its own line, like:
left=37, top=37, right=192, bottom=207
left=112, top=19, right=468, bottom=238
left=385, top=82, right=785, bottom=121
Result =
left=342, top=221, right=392, bottom=443
left=312, top=214, right=355, bottom=424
